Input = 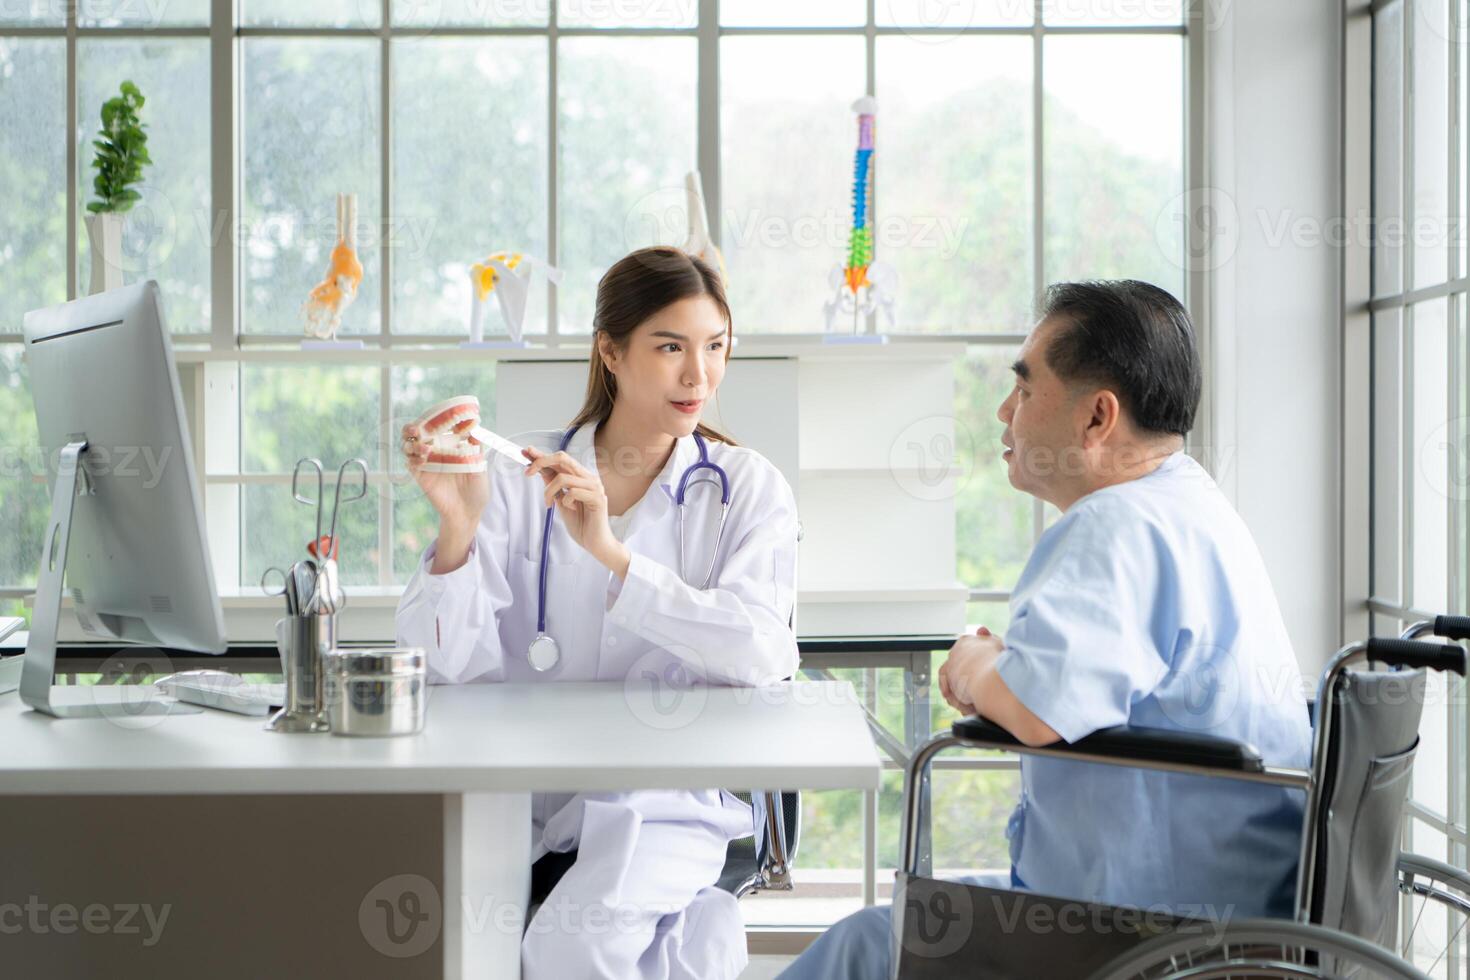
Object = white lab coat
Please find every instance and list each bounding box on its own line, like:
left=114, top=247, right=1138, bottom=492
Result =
left=396, top=424, right=800, bottom=980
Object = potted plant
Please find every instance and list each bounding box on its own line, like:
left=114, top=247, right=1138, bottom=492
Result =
left=85, top=80, right=150, bottom=294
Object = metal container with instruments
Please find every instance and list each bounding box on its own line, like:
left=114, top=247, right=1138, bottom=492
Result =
left=266, top=613, right=332, bottom=733
left=322, top=647, right=427, bottom=737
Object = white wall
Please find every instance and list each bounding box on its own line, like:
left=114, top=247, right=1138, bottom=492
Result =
left=1206, top=0, right=1342, bottom=672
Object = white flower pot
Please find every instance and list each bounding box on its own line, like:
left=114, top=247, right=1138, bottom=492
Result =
left=85, top=211, right=125, bottom=295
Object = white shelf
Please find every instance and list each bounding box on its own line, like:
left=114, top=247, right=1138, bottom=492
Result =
left=800, top=466, right=951, bottom=477
left=172, top=340, right=965, bottom=365
left=797, top=583, right=970, bottom=603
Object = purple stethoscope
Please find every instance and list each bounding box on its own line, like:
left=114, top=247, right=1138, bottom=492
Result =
left=527, top=424, right=732, bottom=672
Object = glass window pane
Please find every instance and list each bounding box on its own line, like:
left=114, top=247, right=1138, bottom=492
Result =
left=1043, top=0, right=1183, bottom=25
left=1461, top=0, right=1468, bottom=281
left=1373, top=309, right=1404, bottom=607
left=1370, top=614, right=1405, bottom=639
left=394, top=493, right=441, bottom=583
left=77, top=39, right=212, bottom=333
left=1374, top=1, right=1405, bottom=297
left=1457, top=294, right=1468, bottom=606
left=1411, top=820, right=1451, bottom=864
left=0, top=39, right=66, bottom=335
left=1413, top=672, right=1450, bottom=816
left=244, top=483, right=380, bottom=588
left=558, top=36, right=696, bottom=334
left=878, top=36, right=1032, bottom=333
left=557, top=0, right=695, bottom=28
left=722, top=1, right=863, bottom=27
left=880, top=0, right=1032, bottom=27
left=1413, top=0, right=1451, bottom=290
left=0, top=1, right=60, bottom=25
left=244, top=0, right=381, bottom=27
left=721, top=36, right=866, bottom=333
left=389, top=363, right=498, bottom=578
left=0, top=347, right=46, bottom=589
left=957, top=346, right=1033, bottom=590
left=966, top=600, right=1012, bottom=635
left=393, top=38, right=548, bottom=336
left=787, top=785, right=862, bottom=887
left=1044, top=35, right=1185, bottom=299
left=1410, top=298, right=1450, bottom=613
left=392, top=0, right=549, bottom=26
left=1403, top=824, right=1455, bottom=971
left=927, top=767, right=1018, bottom=874
left=240, top=365, right=382, bottom=473
left=243, top=39, right=381, bottom=335
left=79, top=0, right=209, bottom=26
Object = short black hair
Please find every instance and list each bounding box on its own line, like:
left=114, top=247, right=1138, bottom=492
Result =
left=1038, top=280, right=1201, bottom=437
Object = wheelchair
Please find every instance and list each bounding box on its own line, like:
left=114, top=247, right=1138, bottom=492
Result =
left=892, top=616, right=1470, bottom=979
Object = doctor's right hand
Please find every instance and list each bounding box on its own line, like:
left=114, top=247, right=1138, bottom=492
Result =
left=402, top=422, right=490, bottom=555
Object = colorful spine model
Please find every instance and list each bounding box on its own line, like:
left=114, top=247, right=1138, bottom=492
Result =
left=845, top=100, right=876, bottom=297
left=824, top=96, right=897, bottom=333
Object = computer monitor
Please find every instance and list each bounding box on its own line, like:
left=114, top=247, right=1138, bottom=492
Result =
left=20, top=281, right=225, bottom=717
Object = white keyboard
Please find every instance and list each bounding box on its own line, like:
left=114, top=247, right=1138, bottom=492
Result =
left=155, top=671, right=285, bottom=717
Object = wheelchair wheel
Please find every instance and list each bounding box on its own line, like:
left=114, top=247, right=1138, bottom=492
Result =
left=1085, top=918, right=1433, bottom=980
left=1397, top=852, right=1470, bottom=976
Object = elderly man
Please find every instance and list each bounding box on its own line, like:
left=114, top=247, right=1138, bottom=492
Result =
left=780, top=280, right=1312, bottom=979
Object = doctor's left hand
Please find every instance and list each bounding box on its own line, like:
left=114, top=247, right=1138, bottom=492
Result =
left=523, top=447, right=626, bottom=572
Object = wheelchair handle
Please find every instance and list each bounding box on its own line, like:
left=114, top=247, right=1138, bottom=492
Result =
left=1365, top=638, right=1467, bottom=676
left=1432, top=615, right=1470, bottom=642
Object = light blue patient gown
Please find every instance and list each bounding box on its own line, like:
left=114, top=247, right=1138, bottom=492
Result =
left=780, top=452, right=1312, bottom=979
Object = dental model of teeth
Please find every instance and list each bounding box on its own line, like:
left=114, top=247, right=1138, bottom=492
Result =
left=413, top=396, right=528, bottom=474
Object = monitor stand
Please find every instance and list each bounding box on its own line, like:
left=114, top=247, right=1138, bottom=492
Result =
left=21, top=440, right=198, bottom=719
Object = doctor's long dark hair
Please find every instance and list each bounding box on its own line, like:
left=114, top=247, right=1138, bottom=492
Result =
left=569, top=246, right=738, bottom=446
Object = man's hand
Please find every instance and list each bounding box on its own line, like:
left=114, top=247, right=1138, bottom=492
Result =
left=938, top=627, right=1003, bottom=715
left=937, top=626, right=1062, bottom=747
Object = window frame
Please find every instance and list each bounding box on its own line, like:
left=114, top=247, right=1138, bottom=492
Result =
left=1349, top=0, right=1470, bottom=954
left=0, top=0, right=1204, bottom=608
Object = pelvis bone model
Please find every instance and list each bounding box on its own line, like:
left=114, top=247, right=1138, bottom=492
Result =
left=413, top=396, right=527, bottom=474
left=468, top=252, right=563, bottom=344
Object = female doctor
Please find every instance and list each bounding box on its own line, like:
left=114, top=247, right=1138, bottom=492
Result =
left=395, top=246, right=800, bottom=980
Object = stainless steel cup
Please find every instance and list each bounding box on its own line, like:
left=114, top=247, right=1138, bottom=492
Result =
left=322, top=647, right=427, bottom=737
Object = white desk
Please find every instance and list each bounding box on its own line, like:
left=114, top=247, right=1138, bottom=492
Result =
left=0, top=680, right=880, bottom=979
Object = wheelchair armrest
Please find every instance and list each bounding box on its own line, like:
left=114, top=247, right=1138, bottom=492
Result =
left=951, top=716, right=1266, bottom=773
